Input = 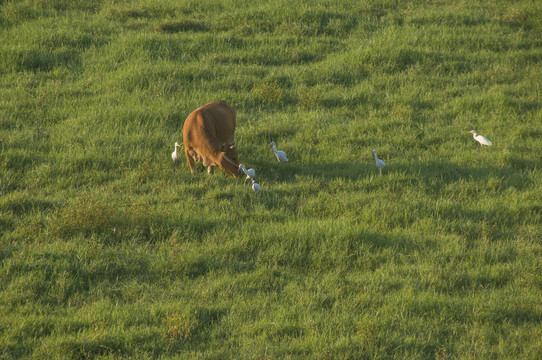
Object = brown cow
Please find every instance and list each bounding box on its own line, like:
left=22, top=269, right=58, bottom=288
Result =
left=182, top=101, right=240, bottom=177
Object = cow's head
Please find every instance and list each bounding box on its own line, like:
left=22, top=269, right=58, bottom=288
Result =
left=218, top=143, right=241, bottom=177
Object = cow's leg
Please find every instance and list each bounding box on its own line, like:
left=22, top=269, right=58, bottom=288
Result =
left=201, top=156, right=214, bottom=175
left=185, top=148, right=195, bottom=173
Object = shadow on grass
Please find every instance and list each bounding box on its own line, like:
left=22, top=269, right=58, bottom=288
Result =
left=252, top=156, right=539, bottom=189
left=158, top=21, right=209, bottom=33
left=251, top=154, right=542, bottom=190
left=250, top=160, right=369, bottom=183
left=0, top=196, right=56, bottom=216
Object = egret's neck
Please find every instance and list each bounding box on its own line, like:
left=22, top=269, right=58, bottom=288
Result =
left=373, top=152, right=378, bottom=160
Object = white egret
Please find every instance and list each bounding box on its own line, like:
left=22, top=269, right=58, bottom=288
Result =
left=239, top=164, right=256, bottom=180
left=372, top=149, right=386, bottom=175
left=251, top=179, right=261, bottom=195
left=172, top=142, right=182, bottom=163
left=268, top=142, right=288, bottom=162
left=469, top=130, right=492, bottom=146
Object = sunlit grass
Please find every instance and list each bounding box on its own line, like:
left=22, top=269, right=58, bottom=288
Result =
left=1, top=0, right=541, bottom=359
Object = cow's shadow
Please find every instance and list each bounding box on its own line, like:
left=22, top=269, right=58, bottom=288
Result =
left=250, top=156, right=539, bottom=192
left=180, top=150, right=539, bottom=197
left=253, top=160, right=367, bottom=183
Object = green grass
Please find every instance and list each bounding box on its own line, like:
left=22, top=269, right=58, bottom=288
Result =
left=1, top=0, right=542, bottom=358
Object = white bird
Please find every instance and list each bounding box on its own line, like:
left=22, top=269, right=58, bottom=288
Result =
left=372, top=149, right=386, bottom=175
left=251, top=179, right=260, bottom=195
left=239, top=164, right=256, bottom=180
left=172, top=142, right=181, bottom=163
left=268, top=142, right=288, bottom=162
left=469, top=130, right=492, bottom=146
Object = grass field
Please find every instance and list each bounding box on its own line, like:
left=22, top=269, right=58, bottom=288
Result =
left=1, top=0, right=542, bottom=358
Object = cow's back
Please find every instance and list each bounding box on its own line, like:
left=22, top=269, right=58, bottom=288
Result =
left=197, top=100, right=236, bottom=144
